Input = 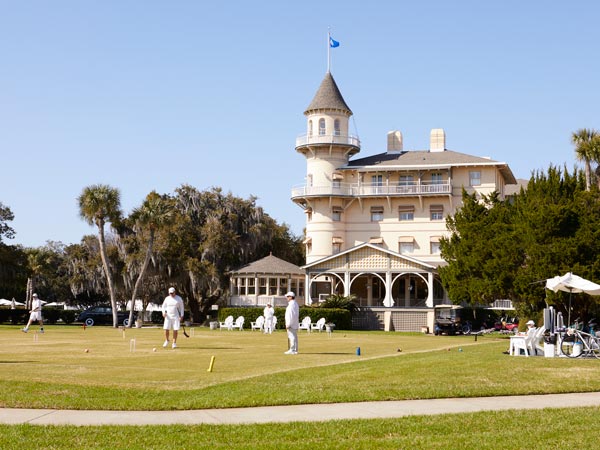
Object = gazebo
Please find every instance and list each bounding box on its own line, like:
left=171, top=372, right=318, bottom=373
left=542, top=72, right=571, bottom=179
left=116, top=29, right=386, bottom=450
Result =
left=228, top=254, right=305, bottom=307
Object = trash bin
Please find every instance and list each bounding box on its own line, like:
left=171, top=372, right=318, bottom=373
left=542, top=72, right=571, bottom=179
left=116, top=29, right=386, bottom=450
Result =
left=544, top=343, right=555, bottom=358
left=209, top=321, right=218, bottom=330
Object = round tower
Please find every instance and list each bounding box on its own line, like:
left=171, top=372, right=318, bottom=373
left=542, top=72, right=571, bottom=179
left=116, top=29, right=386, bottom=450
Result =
left=292, top=72, right=360, bottom=263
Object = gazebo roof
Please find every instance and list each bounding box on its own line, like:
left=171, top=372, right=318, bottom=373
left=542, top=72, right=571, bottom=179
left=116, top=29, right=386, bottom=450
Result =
left=231, top=254, right=304, bottom=276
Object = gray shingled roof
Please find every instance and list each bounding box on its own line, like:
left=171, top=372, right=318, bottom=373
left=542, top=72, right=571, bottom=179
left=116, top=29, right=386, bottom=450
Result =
left=342, top=150, right=517, bottom=184
left=304, top=72, right=352, bottom=115
left=231, top=254, right=304, bottom=275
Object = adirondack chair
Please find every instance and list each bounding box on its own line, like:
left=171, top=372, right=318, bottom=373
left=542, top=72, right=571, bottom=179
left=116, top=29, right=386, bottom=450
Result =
left=230, top=315, right=245, bottom=331
left=311, top=317, right=326, bottom=332
left=219, top=315, right=234, bottom=331
left=251, top=315, right=265, bottom=331
left=298, top=316, right=312, bottom=333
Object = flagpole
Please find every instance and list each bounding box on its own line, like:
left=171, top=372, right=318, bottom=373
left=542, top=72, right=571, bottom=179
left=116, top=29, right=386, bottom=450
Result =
left=327, top=29, right=331, bottom=73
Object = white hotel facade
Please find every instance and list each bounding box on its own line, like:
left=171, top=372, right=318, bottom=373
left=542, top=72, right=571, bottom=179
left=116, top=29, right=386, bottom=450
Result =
left=291, top=71, right=517, bottom=331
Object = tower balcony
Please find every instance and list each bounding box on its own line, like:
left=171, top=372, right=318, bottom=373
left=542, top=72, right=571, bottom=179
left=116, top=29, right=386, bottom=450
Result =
left=295, top=133, right=361, bottom=150
left=291, top=181, right=452, bottom=200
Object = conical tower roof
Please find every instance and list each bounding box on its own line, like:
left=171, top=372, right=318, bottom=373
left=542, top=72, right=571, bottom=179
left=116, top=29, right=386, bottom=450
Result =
left=304, top=72, right=352, bottom=116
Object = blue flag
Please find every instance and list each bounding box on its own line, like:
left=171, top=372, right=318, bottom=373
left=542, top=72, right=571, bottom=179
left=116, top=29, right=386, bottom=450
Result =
left=329, top=36, right=340, bottom=48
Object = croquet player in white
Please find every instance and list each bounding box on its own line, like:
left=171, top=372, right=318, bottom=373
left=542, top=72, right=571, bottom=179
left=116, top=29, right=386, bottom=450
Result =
left=22, top=293, right=44, bottom=333
left=263, top=303, right=274, bottom=334
left=162, top=287, right=184, bottom=349
left=284, top=291, right=299, bottom=354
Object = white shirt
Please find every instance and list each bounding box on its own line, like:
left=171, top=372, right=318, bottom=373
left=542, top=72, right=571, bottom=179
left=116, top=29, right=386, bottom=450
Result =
left=162, top=294, right=184, bottom=319
left=285, top=299, right=299, bottom=329
left=263, top=306, right=274, bottom=319
left=31, top=298, right=42, bottom=312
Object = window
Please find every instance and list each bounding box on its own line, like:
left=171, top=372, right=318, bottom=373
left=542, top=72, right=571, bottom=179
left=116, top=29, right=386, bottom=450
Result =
left=308, top=120, right=313, bottom=137
left=371, top=206, right=384, bottom=222
left=399, top=175, right=414, bottom=193
left=332, top=179, right=341, bottom=189
left=430, top=205, right=444, bottom=221
left=259, top=278, right=267, bottom=295
left=470, top=171, right=481, bottom=186
left=319, top=118, right=326, bottom=135
left=269, top=278, right=277, bottom=296
left=399, top=205, right=415, bottom=221
left=399, top=175, right=413, bottom=185
left=431, top=173, right=443, bottom=184
left=247, top=278, right=255, bottom=295
left=398, top=237, right=414, bottom=255
left=278, top=278, right=287, bottom=296
left=371, top=175, right=383, bottom=194
left=334, top=119, right=341, bottom=136
left=238, top=277, right=246, bottom=295
left=332, top=237, right=343, bottom=254
left=430, top=236, right=441, bottom=254
left=332, top=206, right=342, bottom=222
left=399, top=242, right=415, bottom=255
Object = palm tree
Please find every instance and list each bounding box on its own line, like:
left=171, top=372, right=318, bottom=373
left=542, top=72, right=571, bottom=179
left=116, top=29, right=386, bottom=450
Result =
left=78, top=184, right=122, bottom=327
left=572, top=128, right=600, bottom=191
left=126, top=191, right=174, bottom=326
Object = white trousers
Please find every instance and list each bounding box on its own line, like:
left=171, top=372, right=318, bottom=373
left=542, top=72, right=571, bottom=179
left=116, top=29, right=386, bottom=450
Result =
left=287, top=328, right=298, bottom=352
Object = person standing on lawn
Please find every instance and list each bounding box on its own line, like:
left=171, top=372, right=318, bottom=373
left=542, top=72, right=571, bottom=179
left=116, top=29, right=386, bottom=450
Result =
left=22, top=293, right=44, bottom=333
left=162, top=287, right=185, bottom=349
left=284, top=291, right=299, bottom=354
left=263, top=303, right=275, bottom=334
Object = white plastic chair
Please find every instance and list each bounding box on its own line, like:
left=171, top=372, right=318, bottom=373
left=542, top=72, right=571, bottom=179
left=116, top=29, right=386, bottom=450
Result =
left=510, top=327, right=539, bottom=356
left=251, top=316, right=264, bottom=331
left=531, top=326, right=546, bottom=355
left=271, top=316, right=277, bottom=332
left=219, top=315, right=234, bottom=331
left=311, top=317, right=326, bottom=332
left=298, top=316, right=312, bottom=333
left=231, top=316, right=245, bottom=331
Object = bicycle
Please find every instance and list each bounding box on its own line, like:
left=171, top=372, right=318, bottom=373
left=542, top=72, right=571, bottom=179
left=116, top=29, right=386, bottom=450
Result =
left=559, top=328, right=600, bottom=358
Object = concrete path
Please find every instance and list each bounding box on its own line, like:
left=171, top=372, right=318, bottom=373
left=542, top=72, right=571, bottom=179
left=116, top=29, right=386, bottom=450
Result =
left=1, top=392, right=600, bottom=425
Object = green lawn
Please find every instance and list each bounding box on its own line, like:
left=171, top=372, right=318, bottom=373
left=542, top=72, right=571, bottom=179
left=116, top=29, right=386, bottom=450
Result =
left=2, top=324, right=599, bottom=448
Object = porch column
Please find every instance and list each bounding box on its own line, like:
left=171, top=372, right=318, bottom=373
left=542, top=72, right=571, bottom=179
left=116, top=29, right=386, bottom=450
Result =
left=405, top=277, right=411, bottom=307
left=426, top=272, right=434, bottom=307
left=254, top=276, right=259, bottom=305
left=344, top=271, right=350, bottom=297
left=383, top=271, right=394, bottom=307
left=305, top=273, right=312, bottom=305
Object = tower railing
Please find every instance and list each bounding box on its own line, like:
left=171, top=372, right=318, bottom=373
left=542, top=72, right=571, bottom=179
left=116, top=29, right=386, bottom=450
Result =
left=295, top=133, right=360, bottom=148
left=291, top=181, right=451, bottom=199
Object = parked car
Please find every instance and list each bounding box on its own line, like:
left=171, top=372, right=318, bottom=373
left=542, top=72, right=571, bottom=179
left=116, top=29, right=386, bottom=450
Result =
left=77, top=305, right=135, bottom=326
left=434, top=305, right=496, bottom=335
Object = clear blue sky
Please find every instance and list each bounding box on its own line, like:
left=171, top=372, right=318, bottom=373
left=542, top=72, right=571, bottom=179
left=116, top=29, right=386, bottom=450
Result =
left=2, top=1, right=599, bottom=247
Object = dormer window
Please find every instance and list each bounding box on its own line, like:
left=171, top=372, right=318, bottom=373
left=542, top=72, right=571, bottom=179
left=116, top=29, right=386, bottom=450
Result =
left=319, top=118, right=326, bottom=136
left=334, top=119, right=341, bottom=136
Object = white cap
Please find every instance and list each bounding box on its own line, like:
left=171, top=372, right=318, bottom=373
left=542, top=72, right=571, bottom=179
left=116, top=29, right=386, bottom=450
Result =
left=168, top=287, right=176, bottom=293
left=32, top=293, right=38, bottom=297
left=526, top=320, right=535, bottom=326
left=285, top=291, right=295, bottom=298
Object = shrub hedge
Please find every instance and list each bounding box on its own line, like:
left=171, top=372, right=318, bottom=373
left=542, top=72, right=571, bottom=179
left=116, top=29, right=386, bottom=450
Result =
left=0, top=308, right=78, bottom=325
left=217, top=307, right=352, bottom=330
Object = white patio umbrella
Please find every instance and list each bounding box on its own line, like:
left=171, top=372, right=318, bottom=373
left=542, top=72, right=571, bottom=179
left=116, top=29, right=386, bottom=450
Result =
left=545, top=272, right=600, bottom=326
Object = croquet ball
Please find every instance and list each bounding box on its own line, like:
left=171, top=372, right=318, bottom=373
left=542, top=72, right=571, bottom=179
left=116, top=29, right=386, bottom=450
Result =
left=459, top=348, right=463, bottom=352
left=397, top=348, right=402, bottom=352
left=84, top=349, right=89, bottom=353
left=152, top=348, right=157, bottom=352
left=447, top=348, right=451, bottom=351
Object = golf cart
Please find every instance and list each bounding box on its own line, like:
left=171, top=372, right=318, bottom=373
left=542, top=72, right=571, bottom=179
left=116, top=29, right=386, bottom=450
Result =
left=434, top=305, right=468, bottom=335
